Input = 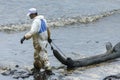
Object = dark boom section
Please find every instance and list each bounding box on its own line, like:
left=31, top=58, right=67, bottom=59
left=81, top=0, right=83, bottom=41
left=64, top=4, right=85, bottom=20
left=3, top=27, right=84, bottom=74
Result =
left=52, top=42, right=120, bottom=69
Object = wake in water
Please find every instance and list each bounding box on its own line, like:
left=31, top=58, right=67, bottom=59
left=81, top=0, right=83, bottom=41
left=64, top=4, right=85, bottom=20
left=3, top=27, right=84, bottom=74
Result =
left=0, top=9, right=120, bottom=32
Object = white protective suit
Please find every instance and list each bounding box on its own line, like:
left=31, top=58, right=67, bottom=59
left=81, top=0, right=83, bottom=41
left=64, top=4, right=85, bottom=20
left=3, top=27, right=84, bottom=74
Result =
left=25, top=15, right=51, bottom=70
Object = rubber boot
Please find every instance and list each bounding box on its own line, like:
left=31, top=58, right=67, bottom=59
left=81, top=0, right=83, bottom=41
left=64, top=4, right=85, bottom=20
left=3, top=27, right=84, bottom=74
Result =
left=33, top=61, right=42, bottom=74
left=45, top=67, right=54, bottom=75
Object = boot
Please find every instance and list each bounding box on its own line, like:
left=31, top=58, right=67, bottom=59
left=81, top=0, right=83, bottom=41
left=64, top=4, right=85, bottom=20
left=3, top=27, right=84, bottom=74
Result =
left=45, top=67, right=54, bottom=75
left=33, top=61, right=42, bottom=74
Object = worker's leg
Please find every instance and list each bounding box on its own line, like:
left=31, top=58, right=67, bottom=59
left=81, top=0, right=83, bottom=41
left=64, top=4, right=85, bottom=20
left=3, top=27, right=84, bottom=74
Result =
left=34, top=50, right=43, bottom=70
left=39, top=49, right=51, bottom=70
left=39, top=49, right=53, bottom=75
left=33, top=44, right=43, bottom=72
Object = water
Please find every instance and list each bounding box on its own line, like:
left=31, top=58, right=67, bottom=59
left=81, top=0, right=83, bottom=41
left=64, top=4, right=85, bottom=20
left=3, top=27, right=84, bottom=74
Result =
left=0, top=0, right=120, bottom=80
left=1, top=0, right=120, bottom=25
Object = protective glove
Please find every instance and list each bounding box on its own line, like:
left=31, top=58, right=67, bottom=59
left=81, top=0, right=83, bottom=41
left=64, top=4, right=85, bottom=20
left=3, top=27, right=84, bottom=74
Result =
left=20, top=36, right=26, bottom=44
left=48, top=38, right=52, bottom=44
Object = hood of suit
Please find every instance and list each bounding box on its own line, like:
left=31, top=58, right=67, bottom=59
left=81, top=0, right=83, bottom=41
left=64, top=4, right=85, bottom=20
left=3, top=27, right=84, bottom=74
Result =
left=34, top=15, right=44, bottom=20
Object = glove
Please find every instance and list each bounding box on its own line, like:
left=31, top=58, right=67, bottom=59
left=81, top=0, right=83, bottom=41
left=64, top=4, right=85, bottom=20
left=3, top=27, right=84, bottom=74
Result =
left=48, top=38, right=52, bottom=44
left=20, top=36, right=26, bottom=44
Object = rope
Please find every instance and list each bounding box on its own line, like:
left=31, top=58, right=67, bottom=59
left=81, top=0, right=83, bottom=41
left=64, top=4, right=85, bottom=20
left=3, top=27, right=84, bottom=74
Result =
left=51, top=42, right=66, bottom=58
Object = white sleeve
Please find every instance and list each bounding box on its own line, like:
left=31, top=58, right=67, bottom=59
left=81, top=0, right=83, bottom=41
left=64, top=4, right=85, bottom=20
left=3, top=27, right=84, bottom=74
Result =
left=30, top=20, right=39, bottom=34
left=25, top=19, right=39, bottom=39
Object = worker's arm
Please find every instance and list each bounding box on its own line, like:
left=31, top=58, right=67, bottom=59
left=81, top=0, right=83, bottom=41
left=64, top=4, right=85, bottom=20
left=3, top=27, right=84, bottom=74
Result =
left=47, top=26, right=52, bottom=43
left=20, top=20, right=39, bottom=44
left=25, top=20, right=39, bottom=39
left=47, top=27, right=51, bottom=39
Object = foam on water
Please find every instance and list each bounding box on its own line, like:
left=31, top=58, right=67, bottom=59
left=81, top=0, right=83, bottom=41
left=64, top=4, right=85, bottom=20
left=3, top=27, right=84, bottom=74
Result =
left=0, top=0, right=120, bottom=25
left=0, top=9, right=120, bottom=32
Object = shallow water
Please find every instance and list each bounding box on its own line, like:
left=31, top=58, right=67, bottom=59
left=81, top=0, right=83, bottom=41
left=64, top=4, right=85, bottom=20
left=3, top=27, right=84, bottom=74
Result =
left=0, top=12, right=120, bottom=80
left=0, top=0, right=120, bottom=80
